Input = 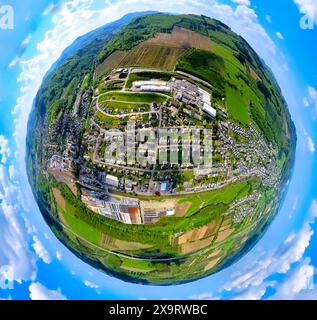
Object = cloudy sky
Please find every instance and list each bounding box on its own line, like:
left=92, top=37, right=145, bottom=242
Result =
left=0, top=0, right=317, bottom=300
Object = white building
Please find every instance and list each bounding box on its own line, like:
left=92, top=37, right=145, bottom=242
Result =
left=202, top=103, right=217, bottom=118
left=140, top=85, right=171, bottom=93
left=105, top=174, right=119, bottom=188
left=160, top=182, right=168, bottom=192
left=166, top=210, right=175, bottom=216
left=133, top=80, right=171, bottom=93
left=198, top=88, right=216, bottom=118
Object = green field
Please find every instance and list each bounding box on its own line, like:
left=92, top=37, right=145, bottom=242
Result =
left=120, top=257, right=154, bottom=271
left=178, top=180, right=253, bottom=216
left=96, top=51, right=127, bottom=78
left=176, top=49, right=226, bottom=91
left=95, top=110, right=124, bottom=127
left=81, top=75, right=90, bottom=89
left=57, top=199, right=102, bottom=245
left=99, top=100, right=150, bottom=113
left=49, top=99, right=60, bottom=125
left=97, top=14, right=183, bottom=63
left=99, top=91, right=169, bottom=104
left=98, top=80, right=125, bottom=94
left=65, top=78, right=75, bottom=96
left=52, top=178, right=256, bottom=253
left=226, top=85, right=251, bottom=125
left=126, top=71, right=173, bottom=88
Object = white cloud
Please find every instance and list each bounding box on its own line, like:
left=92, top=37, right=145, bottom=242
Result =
left=291, top=288, right=317, bottom=300
left=56, top=251, right=62, bottom=261
left=43, top=3, right=56, bottom=16
left=294, top=0, right=317, bottom=26
left=231, top=0, right=250, bottom=6
left=271, top=259, right=314, bottom=299
left=42, top=2, right=64, bottom=16
left=265, top=14, right=272, bottom=23
left=282, top=63, right=289, bottom=72
left=231, top=283, right=271, bottom=300
left=8, top=56, right=20, bottom=69
left=231, top=4, right=276, bottom=55
left=289, top=196, right=299, bottom=219
left=303, top=86, right=317, bottom=115
left=84, top=280, right=99, bottom=289
left=0, top=135, right=10, bottom=164
left=302, top=129, right=315, bottom=153
left=188, top=292, right=215, bottom=300
left=7, top=35, right=33, bottom=69
left=29, top=282, right=66, bottom=300
left=303, top=97, right=310, bottom=107
left=8, top=165, right=17, bottom=181
left=32, top=236, right=52, bottom=264
left=0, top=163, right=36, bottom=284
left=308, top=86, right=317, bottom=101
left=276, top=31, right=284, bottom=40
left=306, top=135, right=315, bottom=153
left=21, top=34, right=32, bottom=47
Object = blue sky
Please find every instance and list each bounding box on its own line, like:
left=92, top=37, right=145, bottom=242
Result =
left=0, top=0, right=317, bottom=300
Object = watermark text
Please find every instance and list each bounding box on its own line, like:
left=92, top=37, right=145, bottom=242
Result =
left=0, top=4, right=14, bottom=30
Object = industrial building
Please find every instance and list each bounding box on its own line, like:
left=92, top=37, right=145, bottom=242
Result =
left=132, top=80, right=171, bottom=93
left=142, top=208, right=175, bottom=224
left=105, top=174, right=119, bottom=189
left=81, top=192, right=143, bottom=225
left=202, top=103, right=217, bottom=118
left=198, top=88, right=217, bottom=118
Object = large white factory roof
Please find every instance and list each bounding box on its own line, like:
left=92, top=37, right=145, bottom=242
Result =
left=133, top=80, right=171, bottom=93
left=140, top=85, right=171, bottom=92
left=203, top=103, right=217, bottom=118
left=198, top=88, right=211, bottom=102
left=198, top=88, right=216, bottom=118
left=134, top=80, right=168, bottom=87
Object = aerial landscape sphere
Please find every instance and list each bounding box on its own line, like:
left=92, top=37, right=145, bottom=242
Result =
left=26, top=13, right=296, bottom=285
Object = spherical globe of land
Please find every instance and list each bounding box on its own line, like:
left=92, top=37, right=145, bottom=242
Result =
left=27, top=13, right=296, bottom=285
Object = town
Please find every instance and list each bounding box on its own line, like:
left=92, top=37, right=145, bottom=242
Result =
left=47, top=67, right=279, bottom=226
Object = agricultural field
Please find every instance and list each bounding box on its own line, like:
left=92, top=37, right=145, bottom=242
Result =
left=120, top=45, right=187, bottom=71
left=51, top=178, right=255, bottom=256
left=98, top=80, right=125, bottom=94
left=99, top=91, right=169, bottom=104
left=95, top=110, right=116, bottom=124
left=143, top=26, right=213, bottom=52
left=48, top=99, right=60, bottom=126
left=53, top=189, right=102, bottom=245
left=226, top=85, right=251, bottom=125
left=176, top=49, right=226, bottom=91
left=177, top=180, right=253, bottom=217
left=100, top=234, right=152, bottom=251
left=96, top=50, right=127, bottom=78
left=96, top=24, right=214, bottom=73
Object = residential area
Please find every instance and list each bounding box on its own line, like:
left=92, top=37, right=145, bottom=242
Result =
left=47, top=67, right=280, bottom=226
